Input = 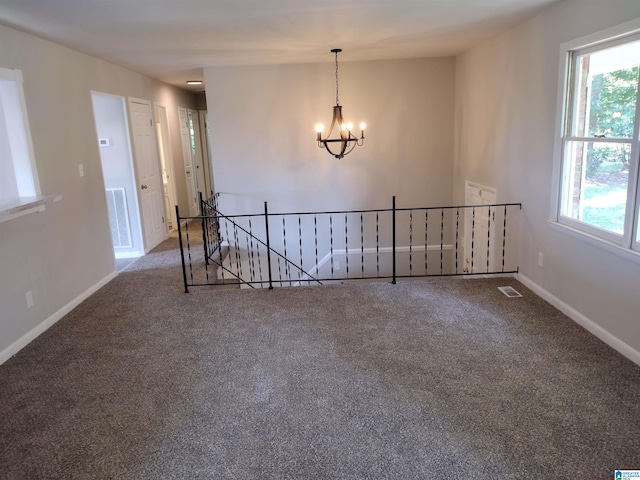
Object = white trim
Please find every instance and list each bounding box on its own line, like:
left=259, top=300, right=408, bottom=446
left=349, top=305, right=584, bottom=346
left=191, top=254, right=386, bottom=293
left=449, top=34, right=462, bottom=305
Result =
left=0, top=66, right=22, bottom=82
left=114, top=251, right=144, bottom=259
left=0, top=67, right=41, bottom=199
left=0, top=271, right=118, bottom=366
left=551, top=18, right=640, bottom=245
left=548, top=220, right=640, bottom=263
left=0, top=194, right=62, bottom=223
left=560, top=17, right=640, bottom=52
left=301, top=244, right=453, bottom=281
left=516, top=273, right=640, bottom=367
left=153, top=103, right=178, bottom=229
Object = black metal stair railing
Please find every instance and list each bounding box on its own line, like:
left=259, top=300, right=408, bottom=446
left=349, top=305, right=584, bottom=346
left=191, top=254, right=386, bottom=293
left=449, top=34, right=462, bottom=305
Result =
left=175, top=194, right=322, bottom=292
left=176, top=195, right=522, bottom=292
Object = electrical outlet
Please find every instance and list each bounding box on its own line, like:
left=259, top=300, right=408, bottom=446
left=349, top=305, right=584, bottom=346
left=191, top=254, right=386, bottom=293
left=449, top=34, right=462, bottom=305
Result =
left=537, top=252, right=543, bottom=268
left=25, top=291, right=34, bottom=308
left=335, top=260, right=341, bottom=271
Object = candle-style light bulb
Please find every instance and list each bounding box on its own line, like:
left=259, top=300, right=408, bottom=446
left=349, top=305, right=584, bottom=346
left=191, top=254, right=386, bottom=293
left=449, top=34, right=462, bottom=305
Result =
left=316, top=124, right=324, bottom=141
left=347, top=122, right=353, bottom=132
left=359, top=122, right=366, bottom=131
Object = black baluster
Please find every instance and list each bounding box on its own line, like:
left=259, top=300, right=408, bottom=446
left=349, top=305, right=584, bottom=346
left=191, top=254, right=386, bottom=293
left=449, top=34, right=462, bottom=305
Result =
left=248, top=219, right=257, bottom=284
left=314, top=215, right=318, bottom=284
left=245, top=231, right=254, bottom=283
left=487, top=206, right=491, bottom=273
left=376, top=212, right=380, bottom=277
left=502, top=205, right=507, bottom=273
left=330, top=215, right=334, bottom=278
left=409, top=210, right=413, bottom=277
left=233, top=223, right=243, bottom=280
left=281, top=216, right=290, bottom=286
left=360, top=213, right=364, bottom=278
left=222, top=217, right=232, bottom=284
left=277, top=256, right=283, bottom=285
left=200, top=192, right=208, bottom=266
left=185, top=220, right=194, bottom=285
left=264, top=202, right=273, bottom=289
left=392, top=196, right=397, bottom=285
left=299, top=215, right=304, bottom=284
left=424, top=210, right=428, bottom=275
left=440, top=208, right=444, bottom=275
left=176, top=206, right=189, bottom=293
left=455, top=208, right=459, bottom=274
left=345, top=213, right=349, bottom=278
left=471, top=207, right=475, bottom=274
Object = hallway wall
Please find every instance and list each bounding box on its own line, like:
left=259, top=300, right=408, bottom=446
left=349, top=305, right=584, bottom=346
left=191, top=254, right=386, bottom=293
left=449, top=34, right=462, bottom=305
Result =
left=0, top=23, right=198, bottom=362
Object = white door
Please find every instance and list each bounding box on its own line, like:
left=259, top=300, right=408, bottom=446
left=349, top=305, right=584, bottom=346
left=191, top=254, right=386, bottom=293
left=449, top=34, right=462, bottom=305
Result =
left=129, top=98, right=166, bottom=252
left=464, top=182, right=496, bottom=274
left=180, top=107, right=199, bottom=216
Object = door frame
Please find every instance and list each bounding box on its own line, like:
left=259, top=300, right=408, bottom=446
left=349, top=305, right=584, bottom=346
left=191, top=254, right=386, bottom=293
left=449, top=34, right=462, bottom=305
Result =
left=198, top=109, right=214, bottom=197
left=179, top=106, right=199, bottom=217
left=90, top=90, right=144, bottom=261
left=153, top=103, right=178, bottom=230
left=188, top=108, right=207, bottom=196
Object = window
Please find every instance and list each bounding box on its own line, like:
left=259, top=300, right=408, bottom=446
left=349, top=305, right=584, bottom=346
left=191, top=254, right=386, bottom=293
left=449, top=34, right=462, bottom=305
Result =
left=0, top=66, right=52, bottom=221
left=557, top=31, right=640, bottom=251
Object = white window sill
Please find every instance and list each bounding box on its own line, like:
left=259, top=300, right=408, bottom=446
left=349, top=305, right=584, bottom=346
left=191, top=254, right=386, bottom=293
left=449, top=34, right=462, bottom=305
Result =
left=0, top=195, right=62, bottom=223
left=548, top=220, right=640, bottom=264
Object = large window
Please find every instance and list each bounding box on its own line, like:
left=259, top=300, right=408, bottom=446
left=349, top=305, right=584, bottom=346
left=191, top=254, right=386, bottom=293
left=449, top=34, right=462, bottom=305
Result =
left=558, top=32, right=640, bottom=251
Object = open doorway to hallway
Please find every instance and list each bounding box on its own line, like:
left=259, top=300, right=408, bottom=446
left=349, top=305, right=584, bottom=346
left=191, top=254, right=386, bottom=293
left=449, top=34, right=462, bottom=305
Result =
left=179, top=106, right=215, bottom=217
left=91, top=91, right=144, bottom=268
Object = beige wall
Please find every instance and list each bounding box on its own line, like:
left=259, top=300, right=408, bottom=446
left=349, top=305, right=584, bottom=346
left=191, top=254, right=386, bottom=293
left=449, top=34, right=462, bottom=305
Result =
left=0, top=23, right=197, bottom=360
left=204, top=57, right=455, bottom=214
left=455, top=0, right=640, bottom=359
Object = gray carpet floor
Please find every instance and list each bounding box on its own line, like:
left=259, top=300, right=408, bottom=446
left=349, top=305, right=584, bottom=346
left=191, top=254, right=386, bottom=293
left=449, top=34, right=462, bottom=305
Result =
left=1, top=235, right=639, bottom=479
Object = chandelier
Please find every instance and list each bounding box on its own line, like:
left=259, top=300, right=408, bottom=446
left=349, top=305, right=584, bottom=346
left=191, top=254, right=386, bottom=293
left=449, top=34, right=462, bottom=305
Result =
left=315, top=49, right=366, bottom=159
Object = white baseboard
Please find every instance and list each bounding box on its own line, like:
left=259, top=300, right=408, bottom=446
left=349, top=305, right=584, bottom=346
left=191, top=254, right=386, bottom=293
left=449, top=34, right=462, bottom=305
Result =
left=0, top=270, right=119, bottom=365
left=301, top=244, right=454, bottom=281
left=114, top=251, right=144, bottom=259
left=516, top=273, right=640, bottom=367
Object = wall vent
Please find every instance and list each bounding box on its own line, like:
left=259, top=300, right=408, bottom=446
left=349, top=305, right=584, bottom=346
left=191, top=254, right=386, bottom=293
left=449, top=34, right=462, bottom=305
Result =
left=106, top=187, right=132, bottom=248
left=498, top=286, right=522, bottom=298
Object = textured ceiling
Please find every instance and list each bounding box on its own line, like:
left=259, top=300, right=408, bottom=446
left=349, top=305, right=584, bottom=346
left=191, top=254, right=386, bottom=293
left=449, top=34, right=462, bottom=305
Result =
left=0, top=0, right=560, bottom=89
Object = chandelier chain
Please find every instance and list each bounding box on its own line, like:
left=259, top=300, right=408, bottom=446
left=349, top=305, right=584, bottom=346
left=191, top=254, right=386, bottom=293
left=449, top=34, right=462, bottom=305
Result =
left=335, top=50, right=339, bottom=106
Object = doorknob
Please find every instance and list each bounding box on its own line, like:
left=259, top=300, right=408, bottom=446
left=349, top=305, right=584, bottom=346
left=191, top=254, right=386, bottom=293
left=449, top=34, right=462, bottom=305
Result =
left=141, top=184, right=148, bottom=189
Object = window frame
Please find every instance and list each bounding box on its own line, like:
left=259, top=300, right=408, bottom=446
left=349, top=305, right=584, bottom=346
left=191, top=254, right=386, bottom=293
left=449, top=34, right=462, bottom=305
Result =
left=551, top=18, right=640, bottom=255
left=0, top=66, right=59, bottom=223
left=0, top=67, right=41, bottom=198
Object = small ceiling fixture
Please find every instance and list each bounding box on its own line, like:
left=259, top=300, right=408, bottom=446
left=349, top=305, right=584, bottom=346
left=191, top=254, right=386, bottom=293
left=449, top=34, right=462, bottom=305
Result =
left=186, top=80, right=203, bottom=85
left=315, top=49, right=365, bottom=159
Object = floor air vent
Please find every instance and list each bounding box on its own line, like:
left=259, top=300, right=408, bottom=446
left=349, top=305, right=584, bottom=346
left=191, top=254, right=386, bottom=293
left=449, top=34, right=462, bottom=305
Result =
left=498, top=286, right=522, bottom=298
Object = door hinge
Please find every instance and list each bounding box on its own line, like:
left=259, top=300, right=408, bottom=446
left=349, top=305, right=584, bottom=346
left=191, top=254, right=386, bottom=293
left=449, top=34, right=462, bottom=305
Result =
left=162, top=216, right=165, bottom=224
left=149, top=119, right=153, bottom=126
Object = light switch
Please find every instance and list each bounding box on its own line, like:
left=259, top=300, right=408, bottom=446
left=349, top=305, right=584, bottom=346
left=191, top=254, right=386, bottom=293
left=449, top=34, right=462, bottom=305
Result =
left=78, top=164, right=84, bottom=177
left=26, top=291, right=34, bottom=308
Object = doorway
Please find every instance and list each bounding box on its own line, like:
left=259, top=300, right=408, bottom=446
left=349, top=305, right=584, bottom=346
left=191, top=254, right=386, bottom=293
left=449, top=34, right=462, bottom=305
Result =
left=91, top=92, right=144, bottom=261
left=179, top=107, right=199, bottom=216
left=154, top=104, right=178, bottom=230
left=199, top=110, right=215, bottom=197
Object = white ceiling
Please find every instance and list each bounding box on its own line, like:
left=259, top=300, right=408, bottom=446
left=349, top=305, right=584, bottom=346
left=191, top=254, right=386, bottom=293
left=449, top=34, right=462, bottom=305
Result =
left=0, top=0, right=560, bottom=89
